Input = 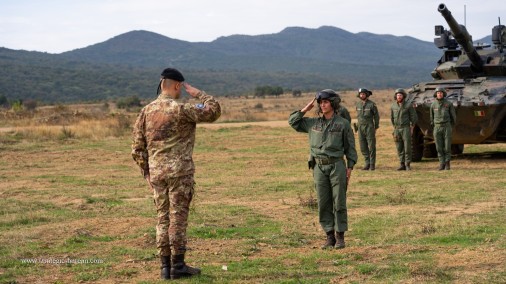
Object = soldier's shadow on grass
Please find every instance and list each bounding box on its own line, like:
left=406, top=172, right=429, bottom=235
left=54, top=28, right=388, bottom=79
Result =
left=456, top=151, right=506, bottom=160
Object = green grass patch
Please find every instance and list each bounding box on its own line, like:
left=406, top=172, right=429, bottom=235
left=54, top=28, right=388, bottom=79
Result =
left=1, top=123, right=504, bottom=283
left=189, top=205, right=281, bottom=240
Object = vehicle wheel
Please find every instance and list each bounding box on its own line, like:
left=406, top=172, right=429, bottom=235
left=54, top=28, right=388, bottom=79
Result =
left=411, top=126, right=424, bottom=162
left=451, top=144, right=464, bottom=155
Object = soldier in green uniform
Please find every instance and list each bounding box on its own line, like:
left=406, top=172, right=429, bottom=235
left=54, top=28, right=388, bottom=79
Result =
left=355, top=88, right=380, bottom=170
left=336, top=103, right=352, bottom=123
left=288, top=89, right=357, bottom=249
left=390, top=88, right=418, bottom=170
left=430, top=87, right=456, bottom=170
left=131, top=68, right=221, bottom=280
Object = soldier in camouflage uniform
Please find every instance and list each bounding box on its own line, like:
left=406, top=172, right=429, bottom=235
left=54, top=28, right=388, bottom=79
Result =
left=390, top=88, right=418, bottom=171
left=131, top=68, right=221, bottom=280
left=355, top=88, right=380, bottom=170
left=288, top=89, right=357, bottom=250
left=430, top=87, right=456, bottom=170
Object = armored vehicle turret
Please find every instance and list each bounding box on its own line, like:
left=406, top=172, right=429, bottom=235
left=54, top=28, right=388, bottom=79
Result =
left=408, top=3, right=506, bottom=161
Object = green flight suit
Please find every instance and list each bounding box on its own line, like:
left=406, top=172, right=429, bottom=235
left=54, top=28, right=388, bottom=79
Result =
left=390, top=101, right=418, bottom=164
left=288, top=111, right=357, bottom=233
left=355, top=99, right=380, bottom=166
left=430, top=99, right=456, bottom=164
left=308, top=106, right=350, bottom=158
left=336, top=106, right=351, bottom=123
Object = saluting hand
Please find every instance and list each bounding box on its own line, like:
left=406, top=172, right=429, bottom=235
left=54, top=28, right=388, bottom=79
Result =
left=301, top=98, right=316, bottom=113
left=183, top=83, right=201, bottom=98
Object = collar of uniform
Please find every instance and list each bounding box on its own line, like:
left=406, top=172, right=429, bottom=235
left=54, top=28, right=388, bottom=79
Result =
left=158, top=93, right=173, bottom=100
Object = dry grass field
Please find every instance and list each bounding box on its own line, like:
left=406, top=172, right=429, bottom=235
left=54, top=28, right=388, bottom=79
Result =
left=0, top=90, right=505, bottom=283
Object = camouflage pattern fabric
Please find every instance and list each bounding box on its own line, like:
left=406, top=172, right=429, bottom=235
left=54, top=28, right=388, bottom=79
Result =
left=153, top=174, right=194, bottom=256
left=132, top=92, right=221, bottom=178
left=131, top=91, right=221, bottom=256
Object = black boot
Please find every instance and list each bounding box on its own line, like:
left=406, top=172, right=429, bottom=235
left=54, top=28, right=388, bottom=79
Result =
left=335, top=232, right=345, bottom=249
left=438, top=163, right=445, bottom=170
left=361, top=164, right=370, bottom=170
left=160, top=256, right=171, bottom=280
left=445, top=161, right=450, bottom=170
left=369, top=164, right=375, bottom=171
left=405, top=163, right=411, bottom=171
left=397, top=163, right=406, bottom=171
left=170, top=254, right=201, bottom=279
left=321, top=230, right=336, bottom=249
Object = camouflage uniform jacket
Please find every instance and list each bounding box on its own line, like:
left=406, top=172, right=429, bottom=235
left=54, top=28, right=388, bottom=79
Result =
left=131, top=92, right=221, bottom=178
left=356, top=99, right=380, bottom=129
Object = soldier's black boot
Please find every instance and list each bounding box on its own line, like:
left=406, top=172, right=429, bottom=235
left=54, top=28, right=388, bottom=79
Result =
left=160, top=256, right=171, bottom=280
left=361, top=164, right=370, bottom=170
left=438, top=163, right=445, bottom=170
left=335, top=232, right=345, bottom=249
left=405, top=163, right=411, bottom=171
left=397, top=163, right=406, bottom=171
left=369, top=164, right=375, bottom=171
left=170, top=254, right=201, bottom=279
left=321, top=230, right=336, bottom=249
left=445, top=161, right=450, bottom=170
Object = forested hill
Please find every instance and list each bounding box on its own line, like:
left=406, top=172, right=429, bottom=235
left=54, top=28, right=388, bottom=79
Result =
left=1, top=26, right=450, bottom=103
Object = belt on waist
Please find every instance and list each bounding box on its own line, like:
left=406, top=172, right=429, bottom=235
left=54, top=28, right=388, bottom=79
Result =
left=435, top=122, right=450, bottom=126
left=314, top=156, right=343, bottom=165
left=358, top=122, right=374, bottom=126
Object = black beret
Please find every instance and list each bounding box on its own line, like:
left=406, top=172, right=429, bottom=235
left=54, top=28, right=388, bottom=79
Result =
left=160, top=68, right=185, bottom=82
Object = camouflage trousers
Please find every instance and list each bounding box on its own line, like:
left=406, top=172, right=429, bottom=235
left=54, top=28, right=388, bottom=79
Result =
left=151, top=174, right=194, bottom=257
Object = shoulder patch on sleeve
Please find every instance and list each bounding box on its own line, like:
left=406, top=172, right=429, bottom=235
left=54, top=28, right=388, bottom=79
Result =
left=195, top=103, right=205, bottom=109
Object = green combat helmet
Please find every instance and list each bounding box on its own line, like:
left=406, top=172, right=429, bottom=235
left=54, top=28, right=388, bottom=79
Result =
left=316, top=89, right=341, bottom=110
left=394, top=88, right=407, bottom=100
left=357, top=88, right=372, bottom=98
left=433, top=87, right=447, bottom=98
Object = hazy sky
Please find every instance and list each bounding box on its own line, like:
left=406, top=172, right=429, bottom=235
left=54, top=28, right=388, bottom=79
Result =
left=1, top=0, right=505, bottom=54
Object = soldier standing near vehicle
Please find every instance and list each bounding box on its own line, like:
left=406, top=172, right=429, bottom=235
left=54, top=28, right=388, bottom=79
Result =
left=430, top=87, right=456, bottom=170
left=288, top=89, right=357, bottom=250
left=355, top=88, right=380, bottom=170
left=131, top=68, right=221, bottom=280
left=390, top=88, right=418, bottom=171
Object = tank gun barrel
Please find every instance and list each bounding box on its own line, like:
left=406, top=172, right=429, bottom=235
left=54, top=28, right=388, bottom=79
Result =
left=438, top=3, right=483, bottom=71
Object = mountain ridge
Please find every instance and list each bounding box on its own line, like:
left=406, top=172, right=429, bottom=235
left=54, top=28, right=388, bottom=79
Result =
left=0, top=25, right=492, bottom=103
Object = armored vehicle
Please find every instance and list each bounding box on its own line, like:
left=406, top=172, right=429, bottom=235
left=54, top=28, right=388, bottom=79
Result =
left=408, top=3, right=506, bottom=161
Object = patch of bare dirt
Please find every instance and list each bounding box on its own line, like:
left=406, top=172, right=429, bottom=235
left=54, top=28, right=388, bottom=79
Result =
left=437, top=247, right=506, bottom=282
